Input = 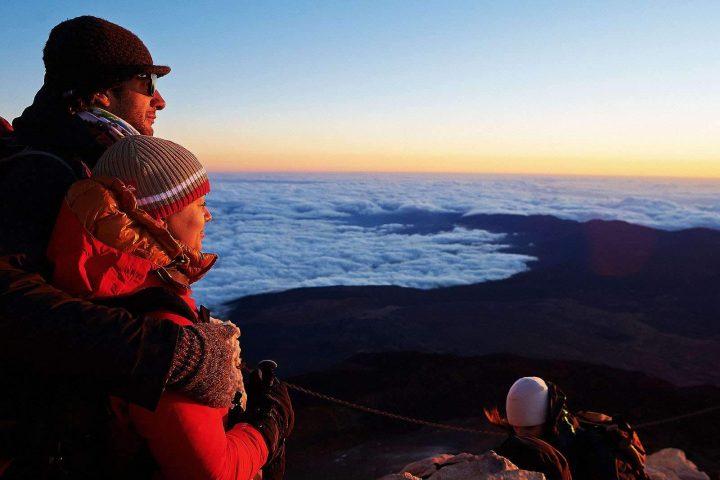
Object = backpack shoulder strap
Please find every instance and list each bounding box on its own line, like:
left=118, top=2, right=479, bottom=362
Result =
left=1, top=147, right=79, bottom=180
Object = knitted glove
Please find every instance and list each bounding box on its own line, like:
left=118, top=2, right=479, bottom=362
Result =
left=210, top=317, right=246, bottom=410
left=167, top=322, right=242, bottom=408
left=240, top=361, right=294, bottom=464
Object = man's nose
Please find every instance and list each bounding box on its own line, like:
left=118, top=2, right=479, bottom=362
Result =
left=204, top=208, right=212, bottom=222
left=151, top=90, right=166, bottom=110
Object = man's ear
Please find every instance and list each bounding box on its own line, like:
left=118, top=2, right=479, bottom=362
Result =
left=91, top=91, right=112, bottom=108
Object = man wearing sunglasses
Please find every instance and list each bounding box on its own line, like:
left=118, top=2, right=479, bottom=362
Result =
left=101, top=72, right=164, bottom=136
left=0, top=16, right=244, bottom=476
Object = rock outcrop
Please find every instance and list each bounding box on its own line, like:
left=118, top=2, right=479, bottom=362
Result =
left=377, top=452, right=545, bottom=480
left=377, top=448, right=711, bottom=480
left=646, top=448, right=710, bottom=480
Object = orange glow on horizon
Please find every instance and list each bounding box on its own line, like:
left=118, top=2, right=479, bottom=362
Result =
left=195, top=150, right=720, bottom=180
left=162, top=123, right=720, bottom=180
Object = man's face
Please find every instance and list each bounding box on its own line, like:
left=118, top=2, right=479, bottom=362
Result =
left=106, top=76, right=166, bottom=135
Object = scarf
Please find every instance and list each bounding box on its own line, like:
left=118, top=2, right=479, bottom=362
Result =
left=76, top=107, right=140, bottom=145
left=12, top=85, right=139, bottom=169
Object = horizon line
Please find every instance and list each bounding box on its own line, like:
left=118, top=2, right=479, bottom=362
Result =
left=205, top=169, right=720, bottom=182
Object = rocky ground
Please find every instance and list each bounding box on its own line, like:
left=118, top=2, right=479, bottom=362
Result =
left=376, top=448, right=709, bottom=480
left=379, top=451, right=544, bottom=480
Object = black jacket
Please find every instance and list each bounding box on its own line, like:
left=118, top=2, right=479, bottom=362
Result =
left=0, top=88, right=188, bottom=477
left=0, top=287, right=198, bottom=480
left=495, top=434, right=572, bottom=480
left=0, top=88, right=181, bottom=406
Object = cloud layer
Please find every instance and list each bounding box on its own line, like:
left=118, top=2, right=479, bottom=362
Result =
left=194, top=173, right=720, bottom=310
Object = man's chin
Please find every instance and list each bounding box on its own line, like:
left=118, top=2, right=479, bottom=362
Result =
left=137, top=124, right=154, bottom=136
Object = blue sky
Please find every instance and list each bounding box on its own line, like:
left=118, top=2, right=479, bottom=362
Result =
left=2, top=1, right=720, bottom=176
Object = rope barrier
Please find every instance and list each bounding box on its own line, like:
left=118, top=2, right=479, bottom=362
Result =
left=245, top=360, right=720, bottom=434
left=278, top=378, right=720, bottom=435
left=634, top=404, right=720, bottom=429
left=283, top=380, right=504, bottom=436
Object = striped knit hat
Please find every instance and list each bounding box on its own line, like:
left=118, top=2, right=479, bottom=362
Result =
left=93, top=135, right=210, bottom=219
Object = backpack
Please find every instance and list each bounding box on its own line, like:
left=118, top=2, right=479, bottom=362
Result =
left=0, top=136, right=86, bottom=260
left=571, top=411, right=651, bottom=480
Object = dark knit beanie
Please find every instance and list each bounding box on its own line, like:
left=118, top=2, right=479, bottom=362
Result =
left=43, top=15, right=170, bottom=93
left=93, top=136, right=210, bottom=219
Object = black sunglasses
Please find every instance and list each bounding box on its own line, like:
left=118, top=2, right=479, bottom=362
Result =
left=134, top=73, right=158, bottom=97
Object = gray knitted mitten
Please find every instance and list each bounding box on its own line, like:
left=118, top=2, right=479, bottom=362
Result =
left=168, top=322, right=242, bottom=408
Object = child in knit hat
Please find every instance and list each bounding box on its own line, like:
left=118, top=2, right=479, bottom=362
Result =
left=46, top=135, right=293, bottom=479
left=92, top=134, right=211, bottom=222
left=49, top=135, right=219, bottom=299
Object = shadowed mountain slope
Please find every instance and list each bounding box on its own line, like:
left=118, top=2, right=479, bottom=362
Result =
left=228, top=214, right=720, bottom=385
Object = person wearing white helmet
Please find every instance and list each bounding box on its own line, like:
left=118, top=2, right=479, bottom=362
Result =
left=486, top=377, right=572, bottom=480
left=487, top=376, right=652, bottom=480
left=506, top=376, right=551, bottom=436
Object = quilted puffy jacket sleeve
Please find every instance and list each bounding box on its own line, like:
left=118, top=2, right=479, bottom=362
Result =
left=120, top=309, right=268, bottom=480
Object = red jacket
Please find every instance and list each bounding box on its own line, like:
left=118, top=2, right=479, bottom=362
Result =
left=47, top=177, right=268, bottom=480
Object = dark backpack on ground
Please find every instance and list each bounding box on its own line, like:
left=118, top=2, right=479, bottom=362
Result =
left=544, top=382, right=650, bottom=480
left=567, top=411, right=650, bottom=480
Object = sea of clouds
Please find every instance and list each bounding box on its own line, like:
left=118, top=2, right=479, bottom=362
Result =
left=195, top=173, right=720, bottom=310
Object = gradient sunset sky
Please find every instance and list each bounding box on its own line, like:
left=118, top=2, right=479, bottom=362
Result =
left=2, top=1, right=720, bottom=178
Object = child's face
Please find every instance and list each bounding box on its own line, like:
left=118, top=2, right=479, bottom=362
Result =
left=166, top=196, right=211, bottom=250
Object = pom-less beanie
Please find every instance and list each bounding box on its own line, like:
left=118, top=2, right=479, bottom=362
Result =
left=43, top=15, right=170, bottom=92
left=506, top=377, right=550, bottom=427
left=93, top=135, right=210, bottom=219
